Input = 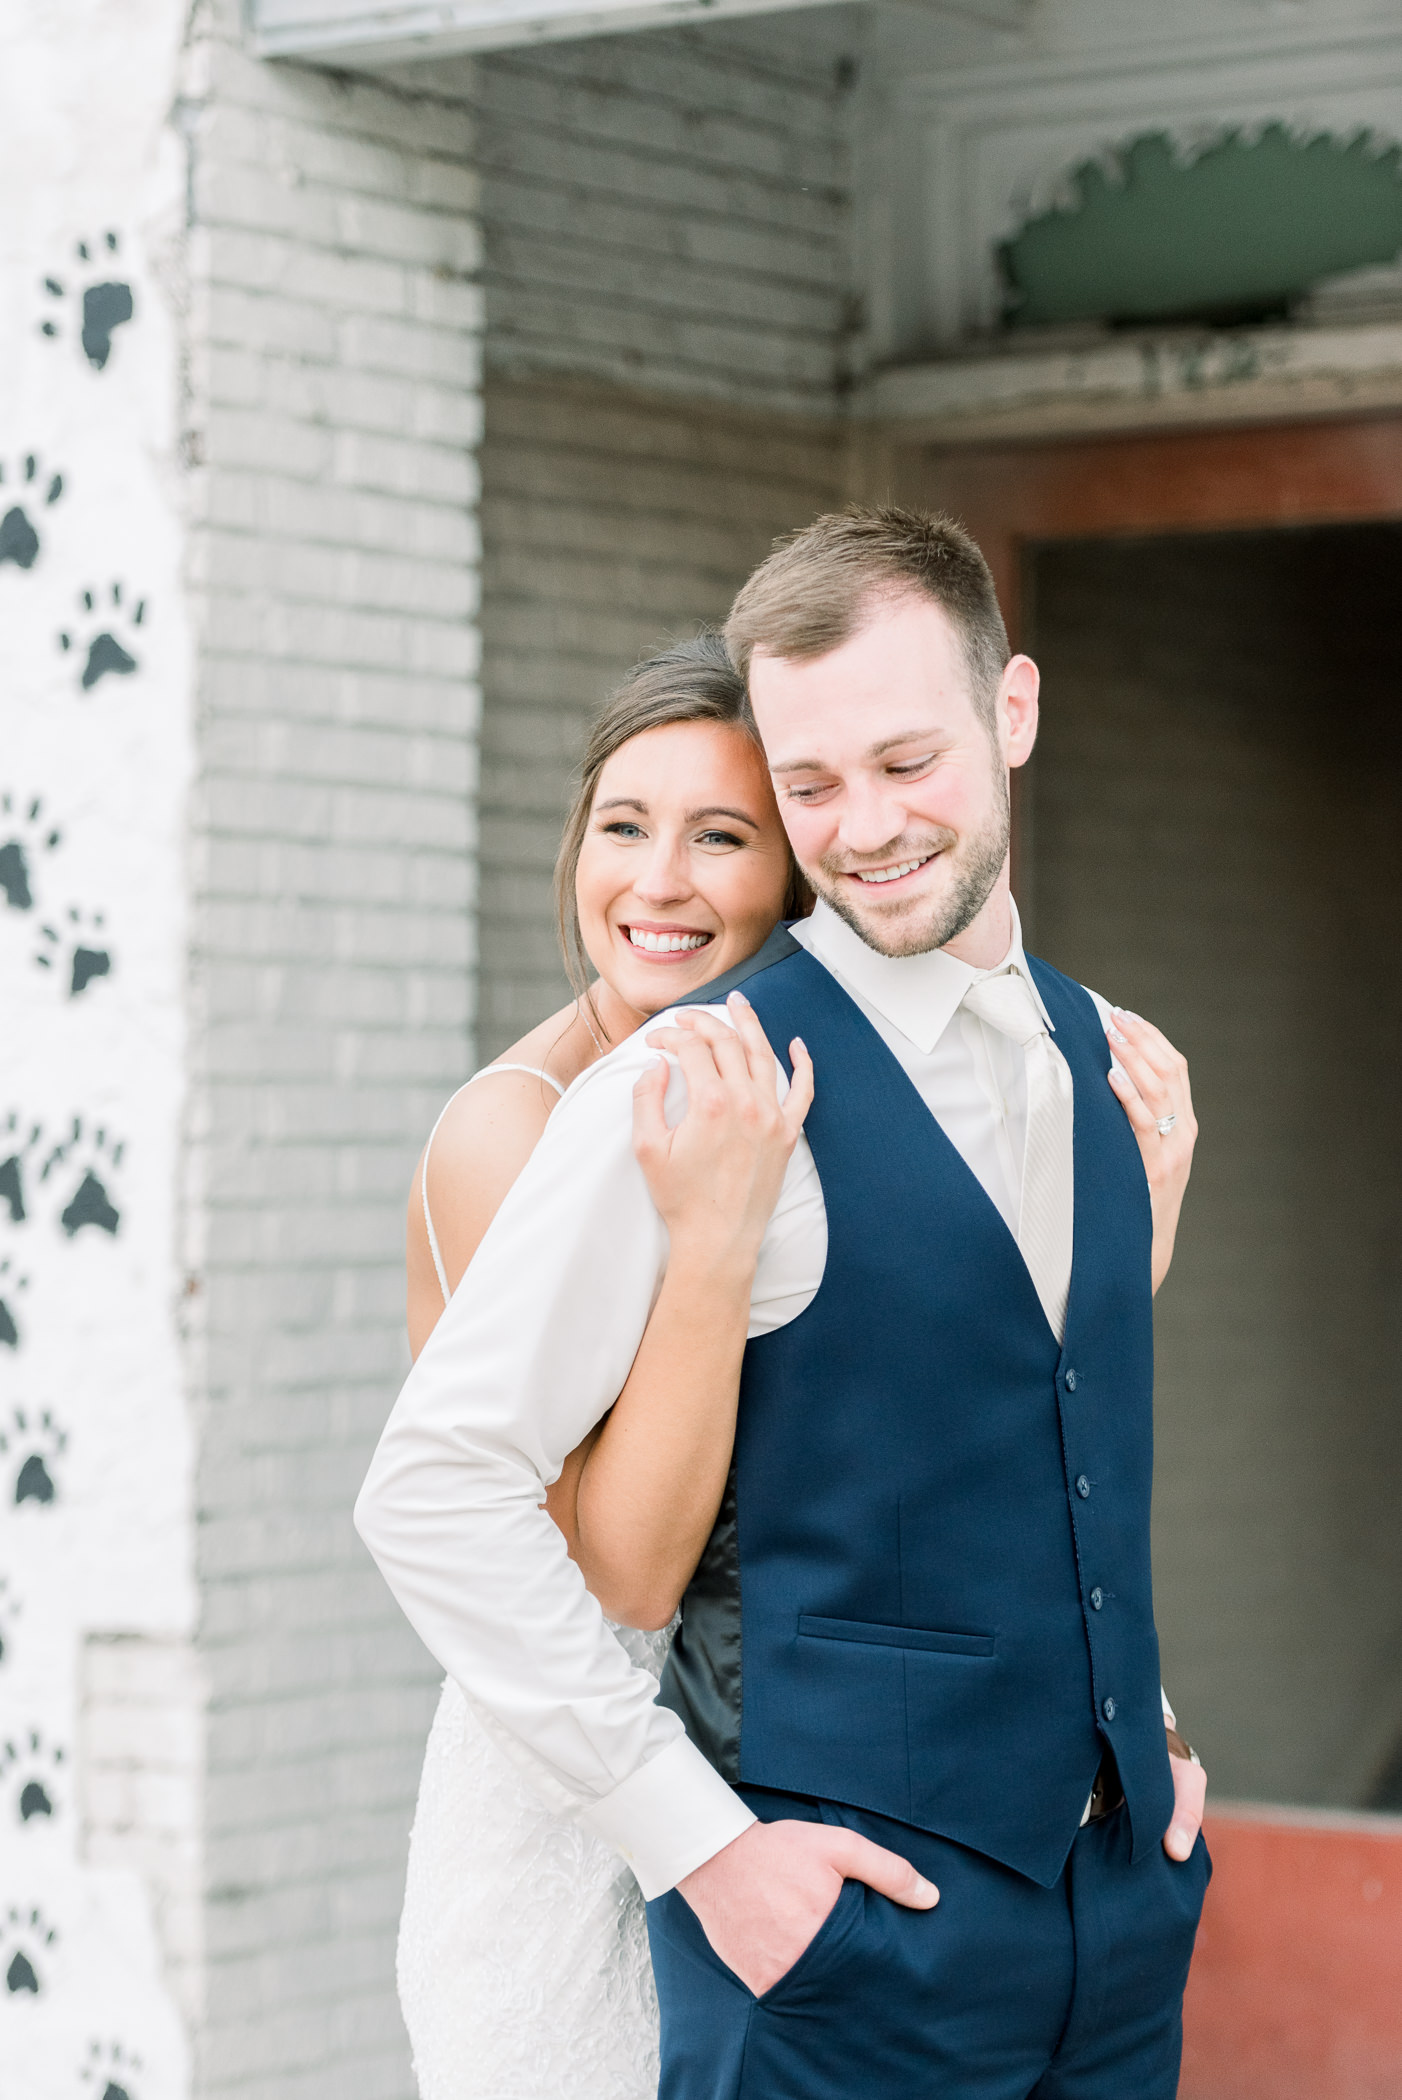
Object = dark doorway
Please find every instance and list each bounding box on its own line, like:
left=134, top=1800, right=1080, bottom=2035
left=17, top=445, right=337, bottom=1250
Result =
left=1028, top=522, right=1402, bottom=1809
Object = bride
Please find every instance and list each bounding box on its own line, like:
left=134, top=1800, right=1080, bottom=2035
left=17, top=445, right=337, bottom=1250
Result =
left=391, top=634, right=1195, bottom=2098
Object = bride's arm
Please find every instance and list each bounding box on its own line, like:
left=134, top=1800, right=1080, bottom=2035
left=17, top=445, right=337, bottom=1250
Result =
left=565, top=995, right=813, bottom=1631
left=404, top=998, right=812, bottom=1633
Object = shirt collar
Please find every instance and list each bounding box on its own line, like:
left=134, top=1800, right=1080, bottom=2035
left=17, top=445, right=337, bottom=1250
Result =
left=789, top=895, right=1052, bottom=1055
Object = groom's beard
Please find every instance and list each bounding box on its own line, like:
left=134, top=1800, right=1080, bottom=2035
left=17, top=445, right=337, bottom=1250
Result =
left=808, top=767, right=1011, bottom=960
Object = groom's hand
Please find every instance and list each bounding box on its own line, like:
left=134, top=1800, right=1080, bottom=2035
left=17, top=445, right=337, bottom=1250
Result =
left=1163, top=1734, right=1207, bottom=1862
left=677, top=1819, right=938, bottom=1997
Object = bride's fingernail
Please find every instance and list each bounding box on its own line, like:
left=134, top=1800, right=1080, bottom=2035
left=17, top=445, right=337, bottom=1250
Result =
left=729, top=989, right=751, bottom=1007
left=1108, top=1027, right=1128, bottom=1045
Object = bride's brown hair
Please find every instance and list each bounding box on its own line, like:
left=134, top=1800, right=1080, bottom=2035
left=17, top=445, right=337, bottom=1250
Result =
left=554, top=631, right=811, bottom=1015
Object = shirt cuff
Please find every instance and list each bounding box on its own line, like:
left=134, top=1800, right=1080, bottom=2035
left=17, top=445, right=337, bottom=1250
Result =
left=577, top=1731, right=757, bottom=1900
left=1161, top=1685, right=1176, bottom=1728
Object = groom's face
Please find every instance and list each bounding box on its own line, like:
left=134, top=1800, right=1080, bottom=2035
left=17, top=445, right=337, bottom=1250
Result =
left=748, top=589, right=1038, bottom=959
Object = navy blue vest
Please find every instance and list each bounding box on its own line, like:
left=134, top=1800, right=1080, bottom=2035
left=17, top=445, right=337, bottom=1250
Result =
left=658, top=942, right=1175, bottom=1886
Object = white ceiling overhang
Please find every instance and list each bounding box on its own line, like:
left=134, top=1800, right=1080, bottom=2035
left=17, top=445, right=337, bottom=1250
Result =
left=252, top=0, right=1031, bottom=68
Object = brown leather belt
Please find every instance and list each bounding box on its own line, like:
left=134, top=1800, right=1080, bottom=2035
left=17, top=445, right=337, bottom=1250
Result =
left=1085, top=1753, right=1125, bottom=1824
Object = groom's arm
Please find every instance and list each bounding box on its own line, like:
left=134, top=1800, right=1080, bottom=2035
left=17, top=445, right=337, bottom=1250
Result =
left=354, top=1045, right=756, bottom=1898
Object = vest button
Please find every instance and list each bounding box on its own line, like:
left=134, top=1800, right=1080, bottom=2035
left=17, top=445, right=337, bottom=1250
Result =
left=1102, top=1696, right=1117, bottom=1722
left=1090, top=1587, right=1104, bottom=1610
left=1076, top=1474, right=1091, bottom=1499
left=1064, top=1368, right=1078, bottom=1391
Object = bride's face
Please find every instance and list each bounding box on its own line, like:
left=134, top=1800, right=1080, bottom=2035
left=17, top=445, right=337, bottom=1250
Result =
left=576, top=719, right=792, bottom=1019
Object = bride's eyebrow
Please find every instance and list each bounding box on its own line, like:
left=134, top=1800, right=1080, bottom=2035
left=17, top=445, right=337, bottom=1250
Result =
left=686, top=806, right=758, bottom=827
left=595, top=797, right=648, bottom=814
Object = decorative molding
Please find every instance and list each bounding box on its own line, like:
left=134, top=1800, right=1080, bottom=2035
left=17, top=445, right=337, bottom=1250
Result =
left=856, top=315, right=1402, bottom=442
left=251, top=0, right=1032, bottom=64
left=253, top=0, right=854, bottom=63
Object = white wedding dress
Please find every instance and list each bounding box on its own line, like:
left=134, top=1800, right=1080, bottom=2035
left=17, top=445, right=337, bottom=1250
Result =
left=397, top=1070, right=668, bottom=2099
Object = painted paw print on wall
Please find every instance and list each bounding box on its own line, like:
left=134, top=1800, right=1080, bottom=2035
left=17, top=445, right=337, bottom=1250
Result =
left=2, top=1730, right=66, bottom=1825
left=0, top=1575, right=20, bottom=1667
left=0, top=1258, right=29, bottom=1349
left=0, top=795, right=61, bottom=912
left=0, top=1408, right=67, bottom=1507
left=83, top=2040, right=144, bottom=2100
left=0, top=456, right=65, bottom=572
left=0, top=1115, right=125, bottom=1236
left=41, top=1119, right=124, bottom=1237
left=0, top=1114, right=45, bottom=1225
left=0, top=795, right=115, bottom=997
left=36, top=907, right=112, bottom=997
left=2, top=1906, right=58, bottom=1995
left=41, top=233, right=135, bottom=371
left=59, top=583, right=147, bottom=691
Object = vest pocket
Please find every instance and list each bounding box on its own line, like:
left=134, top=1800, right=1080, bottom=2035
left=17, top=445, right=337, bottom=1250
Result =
left=798, top=1614, right=995, bottom=1658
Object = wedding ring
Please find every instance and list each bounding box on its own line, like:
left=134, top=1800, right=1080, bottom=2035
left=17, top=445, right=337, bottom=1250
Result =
left=1156, top=1114, right=1178, bottom=1137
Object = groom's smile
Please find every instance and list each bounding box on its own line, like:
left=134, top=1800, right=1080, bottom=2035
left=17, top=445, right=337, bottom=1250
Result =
left=850, top=850, right=938, bottom=886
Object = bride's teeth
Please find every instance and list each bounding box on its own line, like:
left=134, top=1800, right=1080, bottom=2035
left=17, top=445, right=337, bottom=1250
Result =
left=629, top=929, right=709, bottom=952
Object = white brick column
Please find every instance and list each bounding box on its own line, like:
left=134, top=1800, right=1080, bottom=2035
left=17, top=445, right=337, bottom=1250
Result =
left=180, top=11, right=482, bottom=2093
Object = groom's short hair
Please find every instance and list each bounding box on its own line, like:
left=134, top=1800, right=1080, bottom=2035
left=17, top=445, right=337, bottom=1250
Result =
left=725, top=505, right=1009, bottom=729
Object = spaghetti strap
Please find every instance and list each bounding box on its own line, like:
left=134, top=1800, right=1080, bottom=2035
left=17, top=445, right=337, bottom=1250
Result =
left=420, top=1065, right=567, bottom=1307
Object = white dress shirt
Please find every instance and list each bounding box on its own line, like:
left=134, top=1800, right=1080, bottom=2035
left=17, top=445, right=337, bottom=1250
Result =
left=355, top=900, right=1155, bottom=1902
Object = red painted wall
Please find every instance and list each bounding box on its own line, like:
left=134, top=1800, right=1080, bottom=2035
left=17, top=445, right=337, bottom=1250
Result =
left=1181, top=1806, right=1402, bottom=2100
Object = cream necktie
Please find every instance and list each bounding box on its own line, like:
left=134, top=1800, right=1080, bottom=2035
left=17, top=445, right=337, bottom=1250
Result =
left=960, top=971, right=1074, bottom=1342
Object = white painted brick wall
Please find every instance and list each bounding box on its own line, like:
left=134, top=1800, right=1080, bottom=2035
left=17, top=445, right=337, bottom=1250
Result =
left=181, top=9, right=481, bottom=2093
left=473, top=15, right=860, bottom=411
left=80, top=1635, right=207, bottom=2032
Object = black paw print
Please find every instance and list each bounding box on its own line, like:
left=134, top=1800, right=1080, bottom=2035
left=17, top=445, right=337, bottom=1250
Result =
left=0, top=1574, right=20, bottom=1667
left=0, top=456, right=65, bottom=572
left=41, top=233, right=134, bottom=371
left=0, top=1408, right=67, bottom=1507
left=36, top=906, right=112, bottom=997
left=59, top=583, right=146, bottom=691
left=0, top=1257, right=29, bottom=1349
left=2, top=1905, right=57, bottom=1995
left=40, top=1118, right=124, bottom=1237
left=82, top=2040, right=143, bottom=2100
left=3, top=1729, right=65, bottom=1825
left=0, top=793, right=61, bottom=912
left=0, top=1113, right=45, bottom=1225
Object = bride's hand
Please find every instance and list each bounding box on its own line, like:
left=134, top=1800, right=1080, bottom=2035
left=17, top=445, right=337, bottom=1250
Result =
left=1105, top=1009, right=1197, bottom=1295
left=633, top=991, right=814, bottom=1280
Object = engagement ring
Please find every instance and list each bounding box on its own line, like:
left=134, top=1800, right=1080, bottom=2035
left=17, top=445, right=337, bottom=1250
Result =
left=1156, top=1114, right=1178, bottom=1136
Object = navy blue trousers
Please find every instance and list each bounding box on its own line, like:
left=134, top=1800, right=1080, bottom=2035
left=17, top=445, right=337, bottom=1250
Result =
left=647, top=1787, right=1210, bottom=2100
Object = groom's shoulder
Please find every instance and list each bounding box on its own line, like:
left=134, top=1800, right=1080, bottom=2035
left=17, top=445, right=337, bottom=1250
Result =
left=1024, top=949, right=1114, bottom=1033
left=688, top=921, right=806, bottom=1006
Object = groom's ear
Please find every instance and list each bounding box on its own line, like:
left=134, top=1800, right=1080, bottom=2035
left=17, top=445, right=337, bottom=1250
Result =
left=999, top=655, right=1041, bottom=770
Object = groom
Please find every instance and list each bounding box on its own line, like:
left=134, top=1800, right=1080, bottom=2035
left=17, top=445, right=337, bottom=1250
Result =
left=358, top=507, right=1209, bottom=2097
left=645, top=508, right=1208, bottom=2096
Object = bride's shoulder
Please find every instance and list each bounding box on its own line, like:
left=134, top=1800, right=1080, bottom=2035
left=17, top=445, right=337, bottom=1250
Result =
left=426, top=1022, right=571, bottom=1169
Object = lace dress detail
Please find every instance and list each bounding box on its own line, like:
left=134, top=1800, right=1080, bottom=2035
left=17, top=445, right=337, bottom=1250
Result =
left=399, top=1629, right=671, bottom=2100
left=399, top=1071, right=667, bottom=2097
